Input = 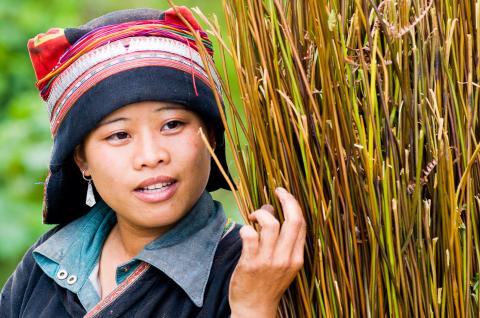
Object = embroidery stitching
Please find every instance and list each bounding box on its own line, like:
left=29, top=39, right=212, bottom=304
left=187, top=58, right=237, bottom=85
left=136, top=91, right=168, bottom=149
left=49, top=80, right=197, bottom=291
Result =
left=83, top=262, right=150, bottom=318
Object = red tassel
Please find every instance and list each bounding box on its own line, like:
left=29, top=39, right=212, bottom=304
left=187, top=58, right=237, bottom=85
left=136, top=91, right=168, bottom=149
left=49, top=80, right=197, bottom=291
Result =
left=163, top=6, right=201, bottom=31
left=27, top=28, right=71, bottom=84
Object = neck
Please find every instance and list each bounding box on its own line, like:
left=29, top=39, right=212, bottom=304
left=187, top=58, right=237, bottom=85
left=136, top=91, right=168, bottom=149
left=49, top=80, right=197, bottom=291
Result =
left=111, top=219, right=171, bottom=259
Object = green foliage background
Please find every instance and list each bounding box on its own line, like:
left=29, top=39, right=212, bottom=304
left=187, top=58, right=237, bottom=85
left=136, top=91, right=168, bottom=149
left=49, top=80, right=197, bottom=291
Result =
left=0, top=0, right=238, bottom=287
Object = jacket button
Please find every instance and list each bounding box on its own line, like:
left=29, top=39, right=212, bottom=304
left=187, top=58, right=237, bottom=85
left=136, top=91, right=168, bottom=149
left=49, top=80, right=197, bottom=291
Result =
left=57, top=269, right=68, bottom=280
left=67, top=275, right=78, bottom=285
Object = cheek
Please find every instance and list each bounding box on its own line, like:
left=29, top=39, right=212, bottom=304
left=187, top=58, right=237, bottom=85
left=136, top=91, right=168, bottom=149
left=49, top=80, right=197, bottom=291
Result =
left=190, top=139, right=211, bottom=165
left=85, top=146, right=127, bottom=186
left=195, top=145, right=213, bottom=184
left=175, top=138, right=211, bottom=174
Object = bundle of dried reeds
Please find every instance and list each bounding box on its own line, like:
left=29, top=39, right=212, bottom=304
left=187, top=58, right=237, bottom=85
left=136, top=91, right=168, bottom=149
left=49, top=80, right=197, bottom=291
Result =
left=191, top=0, right=480, bottom=316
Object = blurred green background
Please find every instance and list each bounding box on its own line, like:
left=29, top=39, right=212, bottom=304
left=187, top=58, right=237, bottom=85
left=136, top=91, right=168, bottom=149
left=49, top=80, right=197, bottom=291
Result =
left=0, top=0, right=240, bottom=287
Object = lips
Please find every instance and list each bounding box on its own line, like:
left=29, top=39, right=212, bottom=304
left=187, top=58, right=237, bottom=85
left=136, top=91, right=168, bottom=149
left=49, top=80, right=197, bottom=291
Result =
left=137, top=181, right=175, bottom=192
left=135, top=176, right=176, bottom=190
left=134, top=176, right=178, bottom=203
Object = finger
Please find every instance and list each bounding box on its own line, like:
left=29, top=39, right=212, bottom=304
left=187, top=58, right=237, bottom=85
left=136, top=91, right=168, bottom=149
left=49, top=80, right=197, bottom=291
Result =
left=275, top=187, right=304, bottom=222
left=291, top=220, right=307, bottom=269
left=239, top=225, right=259, bottom=262
left=248, top=204, right=274, bottom=222
left=274, top=187, right=306, bottom=258
left=261, top=204, right=275, bottom=214
left=250, top=208, right=280, bottom=259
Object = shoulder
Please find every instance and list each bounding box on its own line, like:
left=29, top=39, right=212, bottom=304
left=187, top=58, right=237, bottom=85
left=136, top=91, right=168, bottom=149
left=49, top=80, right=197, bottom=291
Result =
left=9, top=225, right=62, bottom=274
left=3, top=225, right=63, bottom=285
left=34, top=225, right=64, bottom=246
left=199, top=223, right=242, bottom=317
left=215, top=223, right=243, bottom=262
left=209, top=222, right=243, bottom=284
left=0, top=225, right=63, bottom=316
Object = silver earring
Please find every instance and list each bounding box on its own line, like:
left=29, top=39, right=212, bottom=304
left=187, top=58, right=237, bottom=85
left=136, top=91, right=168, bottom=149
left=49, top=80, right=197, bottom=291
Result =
left=82, top=170, right=96, bottom=207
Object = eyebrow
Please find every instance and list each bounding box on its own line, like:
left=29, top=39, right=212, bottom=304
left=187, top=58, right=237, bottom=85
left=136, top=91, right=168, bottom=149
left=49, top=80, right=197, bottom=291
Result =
left=98, top=117, right=129, bottom=127
left=98, top=105, right=186, bottom=127
left=154, top=104, right=184, bottom=112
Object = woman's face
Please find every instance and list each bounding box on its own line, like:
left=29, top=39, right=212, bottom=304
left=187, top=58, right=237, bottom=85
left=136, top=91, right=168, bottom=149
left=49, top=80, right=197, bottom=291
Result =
left=75, top=101, right=214, bottom=236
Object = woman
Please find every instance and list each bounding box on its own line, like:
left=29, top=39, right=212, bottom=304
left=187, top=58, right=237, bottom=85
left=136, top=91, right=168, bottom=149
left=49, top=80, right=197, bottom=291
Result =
left=0, top=7, right=306, bottom=317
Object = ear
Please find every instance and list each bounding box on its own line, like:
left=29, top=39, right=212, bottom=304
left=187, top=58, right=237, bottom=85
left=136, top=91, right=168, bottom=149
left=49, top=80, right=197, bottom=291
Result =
left=73, top=145, right=89, bottom=176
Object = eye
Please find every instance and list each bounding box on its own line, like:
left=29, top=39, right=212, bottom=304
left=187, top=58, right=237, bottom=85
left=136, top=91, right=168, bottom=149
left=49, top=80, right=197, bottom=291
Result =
left=162, top=120, right=183, bottom=131
left=106, top=131, right=130, bottom=141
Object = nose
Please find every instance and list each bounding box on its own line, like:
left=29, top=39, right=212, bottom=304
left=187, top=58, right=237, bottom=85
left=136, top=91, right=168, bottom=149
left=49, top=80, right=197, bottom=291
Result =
left=132, top=131, right=170, bottom=170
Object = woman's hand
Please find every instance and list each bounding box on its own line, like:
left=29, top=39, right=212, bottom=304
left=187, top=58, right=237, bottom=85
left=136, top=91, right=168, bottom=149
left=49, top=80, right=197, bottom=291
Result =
left=229, top=187, right=306, bottom=318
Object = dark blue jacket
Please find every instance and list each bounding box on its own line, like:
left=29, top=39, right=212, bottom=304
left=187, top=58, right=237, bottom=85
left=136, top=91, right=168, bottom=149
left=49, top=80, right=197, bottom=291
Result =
left=0, top=225, right=242, bottom=317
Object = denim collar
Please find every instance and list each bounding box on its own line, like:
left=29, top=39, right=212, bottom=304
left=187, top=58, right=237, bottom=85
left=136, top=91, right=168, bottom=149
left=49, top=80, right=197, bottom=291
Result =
left=33, top=191, right=226, bottom=308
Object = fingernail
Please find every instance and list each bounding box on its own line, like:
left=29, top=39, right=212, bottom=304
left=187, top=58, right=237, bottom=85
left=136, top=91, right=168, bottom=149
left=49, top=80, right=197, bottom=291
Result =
left=276, top=187, right=287, bottom=194
left=261, top=204, right=274, bottom=212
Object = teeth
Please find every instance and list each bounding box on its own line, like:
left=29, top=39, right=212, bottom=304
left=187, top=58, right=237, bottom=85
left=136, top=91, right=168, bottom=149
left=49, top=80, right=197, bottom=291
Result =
left=142, top=182, right=173, bottom=191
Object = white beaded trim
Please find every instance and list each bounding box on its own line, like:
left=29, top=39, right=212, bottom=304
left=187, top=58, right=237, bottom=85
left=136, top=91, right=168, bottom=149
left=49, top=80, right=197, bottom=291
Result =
left=46, top=36, right=222, bottom=115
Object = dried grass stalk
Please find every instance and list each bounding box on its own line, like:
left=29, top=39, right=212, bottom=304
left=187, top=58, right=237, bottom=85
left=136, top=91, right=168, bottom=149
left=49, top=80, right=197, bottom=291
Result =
left=192, top=0, right=480, bottom=316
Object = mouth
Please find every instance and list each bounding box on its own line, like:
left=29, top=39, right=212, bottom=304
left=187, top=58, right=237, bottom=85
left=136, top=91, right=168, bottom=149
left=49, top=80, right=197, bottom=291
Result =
left=136, top=181, right=176, bottom=193
left=133, top=176, right=178, bottom=203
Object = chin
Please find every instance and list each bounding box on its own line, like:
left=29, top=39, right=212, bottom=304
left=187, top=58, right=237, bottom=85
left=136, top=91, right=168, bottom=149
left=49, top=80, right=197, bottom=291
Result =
left=141, top=209, right=183, bottom=225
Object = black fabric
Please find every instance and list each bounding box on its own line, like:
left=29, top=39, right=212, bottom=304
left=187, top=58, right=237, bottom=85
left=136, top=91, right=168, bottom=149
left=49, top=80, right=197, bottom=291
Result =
left=46, top=159, right=90, bottom=224
left=0, top=225, right=242, bottom=318
left=65, top=8, right=164, bottom=44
